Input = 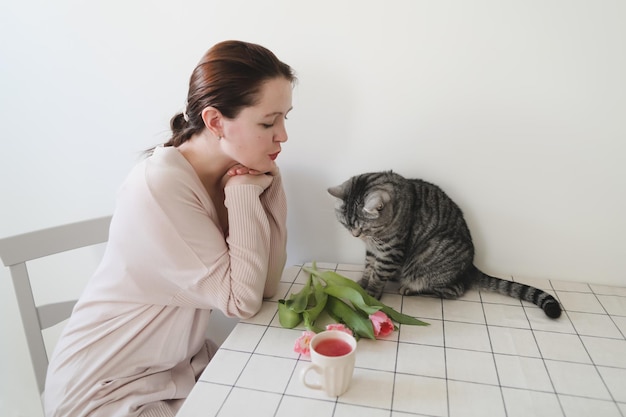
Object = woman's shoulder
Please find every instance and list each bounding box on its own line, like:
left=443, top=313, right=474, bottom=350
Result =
left=140, top=146, right=205, bottom=200
left=145, top=146, right=197, bottom=183
left=148, top=146, right=191, bottom=170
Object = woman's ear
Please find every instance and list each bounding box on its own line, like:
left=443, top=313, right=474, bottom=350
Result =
left=201, top=107, right=224, bottom=137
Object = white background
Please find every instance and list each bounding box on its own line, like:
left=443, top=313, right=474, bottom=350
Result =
left=1, top=1, right=625, bottom=415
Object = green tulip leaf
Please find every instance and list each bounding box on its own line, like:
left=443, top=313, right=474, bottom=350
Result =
left=378, top=305, right=429, bottom=326
left=307, top=282, right=328, bottom=322
left=286, top=278, right=314, bottom=314
left=325, top=295, right=376, bottom=339
left=303, top=312, right=325, bottom=333
left=323, top=283, right=381, bottom=315
left=277, top=299, right=302, bottom=328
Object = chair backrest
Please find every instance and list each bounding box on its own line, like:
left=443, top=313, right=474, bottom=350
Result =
left=0, top=216, right=112, bottom=394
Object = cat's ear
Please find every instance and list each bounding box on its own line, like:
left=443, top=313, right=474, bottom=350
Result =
left=328, top=184, right=345, bottom=199
left=363, top=190, right=390, bottom=217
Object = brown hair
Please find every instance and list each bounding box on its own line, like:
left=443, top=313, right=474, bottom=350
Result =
left=163, top=40, right=296, bottom=149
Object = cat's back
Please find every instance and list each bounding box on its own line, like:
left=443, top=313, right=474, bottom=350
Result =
left=407, top=177, right=470, bottom=236
left=408, top=178, right=455, bottom=206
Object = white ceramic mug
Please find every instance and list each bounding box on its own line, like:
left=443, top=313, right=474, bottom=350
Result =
left=300, top=330, right=357, bottom=396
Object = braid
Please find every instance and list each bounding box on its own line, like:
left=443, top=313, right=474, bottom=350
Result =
left=165, top=112, right=199, bottom=147
left=143, top=112, right=198, bottom=156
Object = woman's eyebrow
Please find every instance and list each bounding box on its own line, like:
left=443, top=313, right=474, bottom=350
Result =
left=264, top=107, right=293, bottom=118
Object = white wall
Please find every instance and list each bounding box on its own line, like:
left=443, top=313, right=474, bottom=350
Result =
left=1, top=1, right=624, bottom=415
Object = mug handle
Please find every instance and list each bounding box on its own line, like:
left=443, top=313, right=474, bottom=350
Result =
left=300, top=364, right=324, bottom=390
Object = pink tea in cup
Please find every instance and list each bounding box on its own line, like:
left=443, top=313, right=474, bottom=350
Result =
left=301, top=330, right=357, bottom=396
left=314, top=338, right=353, bottom=357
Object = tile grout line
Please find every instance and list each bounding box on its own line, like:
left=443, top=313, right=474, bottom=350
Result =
left=272, top=264, right=306, bottom=417
left=590, top=287, right=626, bottom=341
left=388, top=294, right=402, bottom=417
left=563, top=301, right=625, bottom=417
left=554, top=279, right=626, bottom=416
left=523, top=277, right=567, bottom=417
left=478, top=288, right=508, bottom=417
left=441, top=297, right=451, bottom=417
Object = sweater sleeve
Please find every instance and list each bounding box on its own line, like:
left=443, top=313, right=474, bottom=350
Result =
left=165, top=181, right=274, bottom=318
left=258, top=173, right=288, bottom=298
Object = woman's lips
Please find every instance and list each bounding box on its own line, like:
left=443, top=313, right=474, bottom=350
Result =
left=269, top=152, right=280, bottom=161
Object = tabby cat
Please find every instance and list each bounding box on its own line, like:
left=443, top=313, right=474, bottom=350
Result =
left=328, top=171, right=561, bottom=318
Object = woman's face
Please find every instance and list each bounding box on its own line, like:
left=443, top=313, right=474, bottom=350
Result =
left=221, top=77, right=293, bottom=173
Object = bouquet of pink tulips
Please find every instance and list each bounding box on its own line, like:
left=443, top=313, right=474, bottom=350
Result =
left=278, top=263, right=429, bottom=352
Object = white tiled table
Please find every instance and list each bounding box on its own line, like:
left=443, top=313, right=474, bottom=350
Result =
left=176, top=263, right=626, bottom=417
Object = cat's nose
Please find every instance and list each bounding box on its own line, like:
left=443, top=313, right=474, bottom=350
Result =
left=351, top=228, right=361, bottom=237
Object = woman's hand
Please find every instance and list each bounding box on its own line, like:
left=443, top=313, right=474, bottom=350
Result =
left=227, top=163, right=279, bottom=177
left=226, top=164, right=274, bottom=190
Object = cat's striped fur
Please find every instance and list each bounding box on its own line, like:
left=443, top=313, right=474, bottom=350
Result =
left=328, top=171, right=562, bottom=318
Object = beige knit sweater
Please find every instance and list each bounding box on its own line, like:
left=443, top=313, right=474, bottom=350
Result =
left=44, top=146, right=287, bottom=417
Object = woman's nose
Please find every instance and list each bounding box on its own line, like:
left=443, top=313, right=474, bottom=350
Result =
left=275, top=126, right=288, bottom=143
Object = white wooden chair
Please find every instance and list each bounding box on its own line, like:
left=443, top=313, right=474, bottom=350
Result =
left=0, top=216, right=112, bottom=395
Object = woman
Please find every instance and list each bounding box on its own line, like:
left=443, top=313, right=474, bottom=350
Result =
left=44, top=40, right=296, bottom=417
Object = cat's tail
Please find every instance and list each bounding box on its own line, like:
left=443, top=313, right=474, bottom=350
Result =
left=474, top=268, right=562, bottom=318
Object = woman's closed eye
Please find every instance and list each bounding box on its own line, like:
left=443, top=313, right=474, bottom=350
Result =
left=261, top=119, right=276, bottom=128
left=261, top=115, right=288, bottom=128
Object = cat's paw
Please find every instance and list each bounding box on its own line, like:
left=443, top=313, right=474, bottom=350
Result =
left=366, top=287, right=384, bottom=300
left=358, top=277, right=384, bottom=299
left=398, top=285, right=419, bottom=296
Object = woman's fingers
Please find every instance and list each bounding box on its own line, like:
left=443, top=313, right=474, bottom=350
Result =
left=227, top=165, right=249, bottom=176
left=227, top=164, right=273, bottom=176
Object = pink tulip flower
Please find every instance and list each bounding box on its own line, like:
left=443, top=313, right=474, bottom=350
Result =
left=325, top=323, right=353, bottom=336
left=294, top=330, right=316, bottom=356
left=370, top=311, right=394, bottom=337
